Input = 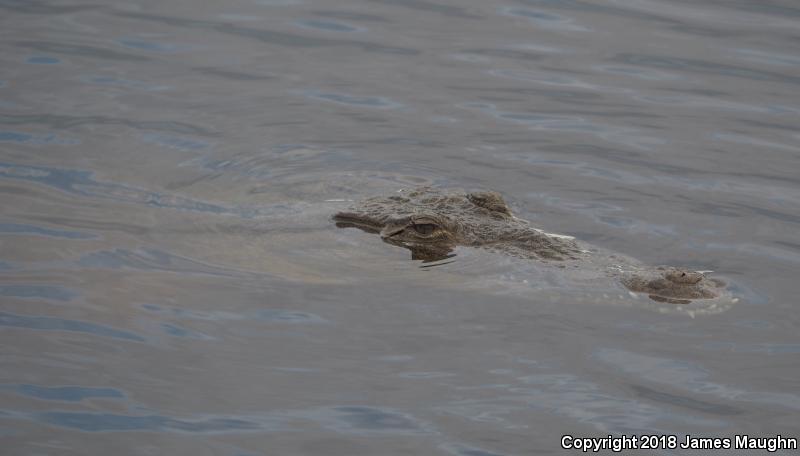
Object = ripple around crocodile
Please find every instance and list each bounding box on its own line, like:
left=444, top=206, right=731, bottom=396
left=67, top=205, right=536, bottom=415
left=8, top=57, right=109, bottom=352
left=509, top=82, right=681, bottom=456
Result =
left=333, top=186, right=731, bottom=305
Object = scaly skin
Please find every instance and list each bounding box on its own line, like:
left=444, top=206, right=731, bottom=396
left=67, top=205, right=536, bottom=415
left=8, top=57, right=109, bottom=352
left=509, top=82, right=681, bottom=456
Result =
left=333, top=187, right=726, bottom=304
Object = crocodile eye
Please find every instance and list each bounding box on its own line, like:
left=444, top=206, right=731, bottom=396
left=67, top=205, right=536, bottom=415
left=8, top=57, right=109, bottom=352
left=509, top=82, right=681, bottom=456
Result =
left=412, top=223, right=437, bottom=236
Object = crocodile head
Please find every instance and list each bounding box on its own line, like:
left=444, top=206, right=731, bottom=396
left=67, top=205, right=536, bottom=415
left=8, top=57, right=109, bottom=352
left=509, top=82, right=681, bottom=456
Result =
left=333, top=187, right=580, bottom=262
left=335, top=211, right=458, bottom=261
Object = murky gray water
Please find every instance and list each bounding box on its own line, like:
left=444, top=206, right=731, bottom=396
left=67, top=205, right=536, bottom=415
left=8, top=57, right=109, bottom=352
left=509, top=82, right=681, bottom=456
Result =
left=1, top=0, right=799, bottom=454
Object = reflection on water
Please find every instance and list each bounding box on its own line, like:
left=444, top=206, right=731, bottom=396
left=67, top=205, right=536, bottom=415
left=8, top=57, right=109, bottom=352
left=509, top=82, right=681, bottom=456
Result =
left=1, top=0, right=799, bottom=454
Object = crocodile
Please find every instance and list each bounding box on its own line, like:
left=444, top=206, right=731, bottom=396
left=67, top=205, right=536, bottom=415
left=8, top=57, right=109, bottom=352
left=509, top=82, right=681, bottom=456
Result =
left=333, top=186, right=727, bottom=304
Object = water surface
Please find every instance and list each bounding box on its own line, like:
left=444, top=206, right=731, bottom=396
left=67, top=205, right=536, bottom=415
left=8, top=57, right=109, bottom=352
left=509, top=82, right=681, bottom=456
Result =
left=1, top=0, right=798, bottom=454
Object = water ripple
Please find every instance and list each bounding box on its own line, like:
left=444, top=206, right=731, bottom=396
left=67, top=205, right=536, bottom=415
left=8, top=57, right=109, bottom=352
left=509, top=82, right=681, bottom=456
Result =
left=191, top=67, right=273, bottom=81
left=15, top=40, right=151, bottom=62
left=0, top=284, right=78, bottom=302
left=0, top=311, right=146, bottom=342
left=3, top=384, right=125, bottom=402
left=313, top=406, right=427, bottom=434
left=0, top=130, right=79, bottom=145
left=116, top=38, right=184, bottom=53
left=141, top=133, right=211, bottom=151
left=0, top=0, right=97, bottom=14
left=733, top=48, right=800, bottom=67
left=301, top=90, right=402, bottom=109
left=34, top=411, right=263, bottom=433
left=516, top=0, right=690, bottom=25
left=614, top=53, right=800, bottom=85
left=594, top=348, right=800, bottom=411
left=295, top=19, right=361, bottom=33
left=80, top=75, right=170, bottom=91
left=114, top=11, right=420, bottom=55
left=78, top=248, right=242, bottom=277
left=502, top=7, right=590, bottom=31
left=594, top=65, right=684, bottom=81
left=25, top=56, right=61, bottom=64
left=0, top=222, right=97, bottom=239
left=313, top=10, right=390, bottom=23
left=455, top=48, right=544, bottom=62
left=441, top=444, right=506, bottom=456
left=489, top=69, right=629, bottom=92
left=0, top=113, right=217, bottom=137
left=161, top=323, right=211, bottom=339
left=0, top=162, right=241, bottom=216
left=363, top=0, right=479, bottom=19
left=255, top=310, right=326, bottom=323
left=141, top=303, right=326, bottom=324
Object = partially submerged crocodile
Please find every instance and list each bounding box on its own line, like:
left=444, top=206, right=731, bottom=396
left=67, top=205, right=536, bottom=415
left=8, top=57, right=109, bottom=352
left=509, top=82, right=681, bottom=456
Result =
left=333, top=187, right=727, bottom=304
